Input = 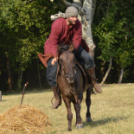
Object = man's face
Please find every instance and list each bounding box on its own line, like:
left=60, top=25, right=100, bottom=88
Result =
left=67, top=16, right=78, bottom=25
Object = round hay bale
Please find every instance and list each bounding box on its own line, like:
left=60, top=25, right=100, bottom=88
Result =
left=0, top=105, right=52, bottom=134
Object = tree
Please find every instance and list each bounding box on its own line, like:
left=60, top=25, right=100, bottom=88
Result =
left=0, top=0, right=65, bottom=91
left=93, top=0, right=134, bottom=84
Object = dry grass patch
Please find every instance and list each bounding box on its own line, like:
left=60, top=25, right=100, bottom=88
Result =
left=0, top=105, right=51, bottom=134
left=0, top=84, right=134, bottom=134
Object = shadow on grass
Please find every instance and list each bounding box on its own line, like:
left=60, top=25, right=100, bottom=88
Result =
left=83, top=116, right=129, bottom=127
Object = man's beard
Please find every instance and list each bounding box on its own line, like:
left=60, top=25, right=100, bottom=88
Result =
left=68, top=18, right=76, bottom=25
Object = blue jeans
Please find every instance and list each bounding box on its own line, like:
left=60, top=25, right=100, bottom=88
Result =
left=46, top=46, right=94, bottom=87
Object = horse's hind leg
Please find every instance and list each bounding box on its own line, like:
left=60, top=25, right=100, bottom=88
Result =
left=62, top=95, right=73, bottom=131
left=86, top=86, right=92, bottom=122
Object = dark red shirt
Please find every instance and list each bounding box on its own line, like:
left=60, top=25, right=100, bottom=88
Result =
left=44, top=17, right=82, bottom=57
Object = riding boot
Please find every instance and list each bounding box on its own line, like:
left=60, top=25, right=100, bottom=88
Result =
left=52, top=87, right=61, bottom=109
left=87, top=68, right=102, bottom=93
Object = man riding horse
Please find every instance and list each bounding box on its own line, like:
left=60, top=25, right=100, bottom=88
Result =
left=44, top=6, right=102, bottom=109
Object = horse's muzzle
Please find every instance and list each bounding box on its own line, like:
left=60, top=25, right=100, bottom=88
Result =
left=65, top=75, right=75, bottom=83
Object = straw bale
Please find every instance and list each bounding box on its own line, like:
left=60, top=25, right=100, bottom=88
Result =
left=0, top=105, right=52, bottom=134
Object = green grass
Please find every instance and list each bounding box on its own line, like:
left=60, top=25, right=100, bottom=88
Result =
left=0, top=84, right=134, bottom=134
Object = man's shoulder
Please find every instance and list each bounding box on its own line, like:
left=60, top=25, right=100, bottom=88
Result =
left=75, top=19, right=81, bottom=26
left=73, top=19, right=82, bottom=31
left=52, top=17, right=65, bottom=26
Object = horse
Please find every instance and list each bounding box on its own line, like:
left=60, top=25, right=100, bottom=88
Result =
left=56, top=44, right=93, bottom=131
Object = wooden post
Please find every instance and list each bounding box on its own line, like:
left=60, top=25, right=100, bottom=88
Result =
left=0, top=91, right=2, bottom=102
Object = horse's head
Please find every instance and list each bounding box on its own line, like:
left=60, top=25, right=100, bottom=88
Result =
left=57, top=44, right=76, bottom=83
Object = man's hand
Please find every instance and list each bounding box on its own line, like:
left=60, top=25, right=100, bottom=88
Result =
left=51, top=57, right=58, bottom=65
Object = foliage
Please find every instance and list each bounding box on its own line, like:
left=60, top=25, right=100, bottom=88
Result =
left=115, top=39, right=134, bottom=69
left=93, top=0, right=134, bottom=81
left=0, top=0, right=65, bottom=90
left=0, top=0, right=65, bottom=66
left=0, top=0, right=134, bottom=90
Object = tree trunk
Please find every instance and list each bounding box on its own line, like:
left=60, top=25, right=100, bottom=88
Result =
left=101, top=57, right=112, bottom=85
left=18, top=65, right=23, bottom=89
left=73, top=0, right=83, bottom=7
left=6, top=53, right=12, bottom=92
left=37, top=58, right=42, bottom=89
left=118, top=68, right=124, bottom=84
left=82, top=0, right=96, bottom=59
left=0, top=91, right=2, bottom=102
left=82, top=0, right=95, bottom=43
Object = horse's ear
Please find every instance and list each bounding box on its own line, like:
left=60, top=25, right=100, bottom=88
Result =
left=69, top=44, right=74, bottom=51
left=57, top=46, right=61, bottom=52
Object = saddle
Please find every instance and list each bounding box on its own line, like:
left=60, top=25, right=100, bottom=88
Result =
left=76, top=60, right=91, bottom=92
left=76, top=60, right=87, bottom=78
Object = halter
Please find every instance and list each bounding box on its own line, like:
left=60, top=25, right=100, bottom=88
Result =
left=58, top=50, right=75, bottom=76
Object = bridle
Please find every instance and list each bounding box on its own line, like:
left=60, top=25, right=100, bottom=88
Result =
left=58, top=50, right=75, bottom=76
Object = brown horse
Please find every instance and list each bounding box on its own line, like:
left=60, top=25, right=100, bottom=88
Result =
left=57, top=45, right=92, bottom=131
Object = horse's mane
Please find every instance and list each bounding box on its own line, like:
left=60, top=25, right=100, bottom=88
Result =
left=57, top=44, right=70, bottom=54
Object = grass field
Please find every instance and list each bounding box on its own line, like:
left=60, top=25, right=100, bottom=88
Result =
left=0, top=84, right=134, bottom=134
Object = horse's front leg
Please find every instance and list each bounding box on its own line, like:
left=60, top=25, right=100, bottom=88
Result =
left=86, top=86, right=92, bottom=122
left=62, top=95, right=73, bottom=131
left=73, top=94, right=84, bottom=129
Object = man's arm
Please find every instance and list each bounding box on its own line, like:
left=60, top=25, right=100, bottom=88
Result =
left=72, top=21, right=82, bottom=50
left=49, top=19, right=62, bottom=57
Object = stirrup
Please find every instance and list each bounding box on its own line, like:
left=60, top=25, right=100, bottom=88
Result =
left=51, top=96, right=60, bottom=105
left=51, top=97, right=61, bottom=109
left=51, top=97, right=55, bottom=105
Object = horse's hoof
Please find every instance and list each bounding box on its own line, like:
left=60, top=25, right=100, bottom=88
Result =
left=68, top=128, right=72, bottom=131
left=86, top=117, right=92, bottom=122
left=76, top=123, right=84, bottom=129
